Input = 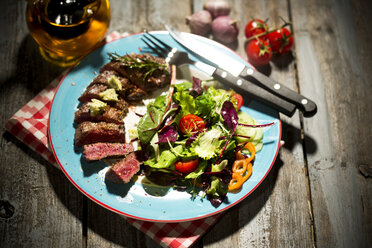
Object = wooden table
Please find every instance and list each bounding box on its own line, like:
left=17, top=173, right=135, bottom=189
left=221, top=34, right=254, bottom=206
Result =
left=1, top=0, right=371, bottom=247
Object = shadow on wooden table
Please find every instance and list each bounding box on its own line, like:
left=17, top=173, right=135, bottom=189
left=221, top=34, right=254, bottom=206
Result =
left=281, top=120, right=317, bottom=155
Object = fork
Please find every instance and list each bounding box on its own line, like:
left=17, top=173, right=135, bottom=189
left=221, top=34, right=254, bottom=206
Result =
left=141, top=31, right=298, bottom=117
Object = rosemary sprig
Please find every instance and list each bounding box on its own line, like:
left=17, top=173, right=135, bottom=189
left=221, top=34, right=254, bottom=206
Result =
left=108, top=52, right=169, bottom=80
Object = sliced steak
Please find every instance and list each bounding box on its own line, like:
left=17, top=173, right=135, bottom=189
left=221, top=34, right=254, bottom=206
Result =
left=126, top=87, right=147, bottom=102
left=75, top=121, right=125, bottom=146
left=101, top=61, right=129, bottom=81
left=78, top=84, right=108, bottom=102
left=92, top=70, right=131, bottom=97
left=92, top=70, right=119, bottom=85
left=146, top=71, right=170, bottom=90
left=83, top=142, right=134, bottom=161
left=101, top=53, right=170, bottom=92
left=79, top=71, right=131, bottom=103
left=109, top=98, right=129, bottom=111
left=105, top=152, right=141, bottom=183
left=74, top=103, right=126, bottom=124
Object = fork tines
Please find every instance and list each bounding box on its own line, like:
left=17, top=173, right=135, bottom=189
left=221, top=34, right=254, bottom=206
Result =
left=141, top=32, right=172, bottom=58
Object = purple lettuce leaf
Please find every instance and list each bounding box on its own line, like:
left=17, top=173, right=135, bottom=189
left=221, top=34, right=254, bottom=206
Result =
left=185, top=133, right=198, bottom=147
left=189, top=77, right=203, bottom=97
left=221, top=101, right=238, bottom=132
left=161, top=103, right=180, bottom=129
left=208, top=194, right=226, bottom=207
left=200, top=169, right=231, bottom=207
left=156, top=125, right=178, bottom=144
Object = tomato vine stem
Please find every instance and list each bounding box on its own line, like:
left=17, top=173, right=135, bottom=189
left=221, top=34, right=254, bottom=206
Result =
left=246, top=20, right=291, bottom=42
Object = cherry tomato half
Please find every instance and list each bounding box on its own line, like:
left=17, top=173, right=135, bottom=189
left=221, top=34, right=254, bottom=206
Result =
left=267, top=27, right=293, bottom=53
left=232, top=93, right=244, bottom=110
left=244, top=19, right=268, bottom=39
left=175, top=159, right=199, bottom=174
left=179, top=114, right=205, bottom=135
left=246, top=38, right=272, bottom=67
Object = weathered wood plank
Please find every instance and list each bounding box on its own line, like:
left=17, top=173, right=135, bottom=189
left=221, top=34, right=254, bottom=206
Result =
left=291, top=0, right=372, bottom=247
left=202, top=0, right=313, bottom=247
left=87, top=200, right=161, bottom=248
left=109, top=0, right=191, bottom=34
left=0, top=152, right=84, bottom=248
left=0, top=1, right=84, bottom=247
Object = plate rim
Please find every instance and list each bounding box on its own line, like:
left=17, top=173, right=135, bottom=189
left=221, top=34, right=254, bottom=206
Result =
left=48, top=31, right=282, bottom=222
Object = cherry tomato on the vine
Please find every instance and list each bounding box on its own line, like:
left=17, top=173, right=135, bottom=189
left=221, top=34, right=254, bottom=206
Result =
left=179, top=114, right=205, bottom=135
left=246, top=38, right=272, bottom=67
left=267, top=27, right=293, bottom=53
left=231, top=92, right=244, bottom=110
left=244, top=19, right=268, bottom=39
left=175, top=159, right=199, bottom=174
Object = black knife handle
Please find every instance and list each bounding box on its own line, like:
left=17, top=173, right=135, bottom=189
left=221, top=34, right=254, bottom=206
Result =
left=212, top=68, right=297, bottom=117
left=239, top=67, right=317, bottom=117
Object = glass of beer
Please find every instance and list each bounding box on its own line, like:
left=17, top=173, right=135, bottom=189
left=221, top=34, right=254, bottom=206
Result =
left=26, top=0, right=111, bottom=67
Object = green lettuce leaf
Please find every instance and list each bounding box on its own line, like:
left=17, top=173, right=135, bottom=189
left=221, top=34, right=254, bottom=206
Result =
left=173, top=81, right=192, bottom=91
left=207, top=87, right=233, bottom=116
left=211, top=160, right=228, bottom=172
left=207, top=177, right=228, bottom=197
left=174, top=90, right=195, bottom=116
left=137, top=95, right=167, bottom=144
left=193, top=128, right=222, bottom=160
left=137, top=107, right=164, bottom=144
left=144, top=145, right=183, bottom=169
left=185, top=160, right=208, bottom=179
left=194, top=93, right=217, bottom=121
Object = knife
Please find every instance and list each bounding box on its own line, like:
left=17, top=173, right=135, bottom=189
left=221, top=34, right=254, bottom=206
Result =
left=165, top=25, right=317, bottom=117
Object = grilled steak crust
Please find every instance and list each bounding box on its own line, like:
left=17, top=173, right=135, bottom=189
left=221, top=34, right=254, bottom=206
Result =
left=78, top=84, right=108, bottom=102
left=83, top=142, right=134, bottom=161
left=74, top=99, right=129, bottom=124
left=126, top=87, right=147, bottom=102
left=75, top=122, right=125, bottom=146
left=79, top=70, right=147, bottom=103
left=105, top=152, right=141, bottom=183
left=92, top=70, right=131, bottom=97
left=92, top=70, right=119, bottom=85
left=74, top=103, right=126, bottom=124
left=109, top=98, right=129, bottom=111
left=100, top=53, right=170, bottom=92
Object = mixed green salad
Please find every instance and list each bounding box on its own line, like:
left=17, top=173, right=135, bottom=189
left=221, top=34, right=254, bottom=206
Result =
left=133, top=77, right=267, bottom=206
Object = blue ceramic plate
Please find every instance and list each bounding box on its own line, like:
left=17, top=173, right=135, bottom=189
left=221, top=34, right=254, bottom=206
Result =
left=49, top=31, right=281, bottom=222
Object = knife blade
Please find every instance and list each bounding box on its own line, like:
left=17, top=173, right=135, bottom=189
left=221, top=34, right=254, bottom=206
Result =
left=165, top=25, right=317, bottom=117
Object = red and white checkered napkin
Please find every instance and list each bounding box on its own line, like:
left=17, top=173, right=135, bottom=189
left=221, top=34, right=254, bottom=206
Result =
left=4, top=32, right=221, bottom=248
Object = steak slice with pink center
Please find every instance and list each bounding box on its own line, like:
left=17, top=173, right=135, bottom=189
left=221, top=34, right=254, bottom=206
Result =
left=74, top=121, right=125, bottom=146
left=105, top=152, right=141, bottom=183
left=83, top=143, right=134, bottom=161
